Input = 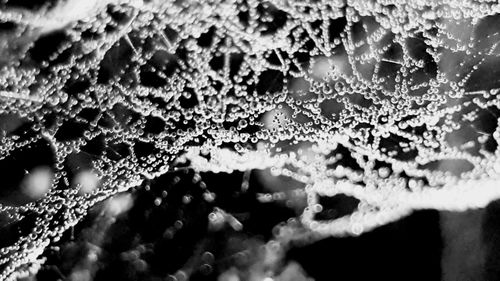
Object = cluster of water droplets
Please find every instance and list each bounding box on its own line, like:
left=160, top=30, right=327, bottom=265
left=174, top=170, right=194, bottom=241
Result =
left=2, top=0, right=500, bottom=278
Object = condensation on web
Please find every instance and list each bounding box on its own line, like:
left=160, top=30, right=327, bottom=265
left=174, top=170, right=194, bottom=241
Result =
left=1, top=0, right=500, bottom=279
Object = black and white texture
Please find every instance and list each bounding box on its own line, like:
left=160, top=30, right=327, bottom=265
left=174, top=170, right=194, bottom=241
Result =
left=1, top=0, right=500, bottom=280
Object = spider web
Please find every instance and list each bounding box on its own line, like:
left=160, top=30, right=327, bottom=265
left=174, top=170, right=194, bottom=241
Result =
left=1, top=0, right=500, bottom=279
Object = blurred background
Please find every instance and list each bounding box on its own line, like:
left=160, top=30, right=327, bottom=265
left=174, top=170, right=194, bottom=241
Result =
left=6, top=167, right=498, bottom=281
